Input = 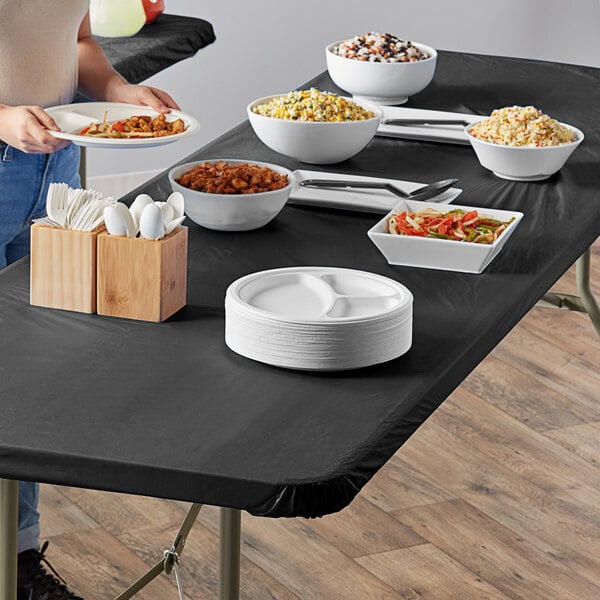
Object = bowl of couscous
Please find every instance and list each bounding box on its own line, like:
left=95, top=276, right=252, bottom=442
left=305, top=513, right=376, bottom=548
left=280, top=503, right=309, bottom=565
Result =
left=247, top=89, right=381, bottom=164
left=326, top=33, right=437, bottom=105
left=465, top=106, right=583, bottom=181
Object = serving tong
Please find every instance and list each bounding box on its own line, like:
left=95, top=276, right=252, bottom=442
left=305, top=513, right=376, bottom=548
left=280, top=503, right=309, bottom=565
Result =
left=298, top=177, right=458, bottom=202
left=381, top=118, right=473, bottom=127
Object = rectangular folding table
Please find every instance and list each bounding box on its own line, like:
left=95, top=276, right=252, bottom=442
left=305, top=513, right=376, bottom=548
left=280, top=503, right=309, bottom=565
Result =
left=1, top=51, right=599, bottom=599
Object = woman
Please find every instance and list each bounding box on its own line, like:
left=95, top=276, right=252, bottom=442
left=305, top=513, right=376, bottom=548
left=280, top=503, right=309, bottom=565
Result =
left=0, top=2, right=179, bottom=598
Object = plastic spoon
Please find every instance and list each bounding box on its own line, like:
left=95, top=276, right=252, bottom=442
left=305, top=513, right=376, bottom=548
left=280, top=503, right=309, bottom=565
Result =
left=164, top=216, right=185, bottom=235
left=166, top=192, right=185, bottom=219
left=139, top=203, right=165, bottom=240
left=129, top=194, right=154, bottom=231
left=157, top=201, right=175, bottom=225
left=103, top=205, right=128, bottom=237
left=113, top=202, right=137, bottom=237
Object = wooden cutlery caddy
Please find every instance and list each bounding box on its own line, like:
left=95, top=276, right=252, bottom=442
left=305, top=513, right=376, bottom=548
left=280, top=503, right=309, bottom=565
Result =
left=30, top=225, right=188, bottom=322
left=97, top=227, right=188, bottom=322
left=30, top=224, right=100, bottom=314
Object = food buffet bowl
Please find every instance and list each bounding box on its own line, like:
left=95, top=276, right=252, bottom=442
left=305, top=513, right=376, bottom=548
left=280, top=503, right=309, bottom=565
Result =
left=465, top=123, right=584, bottom=182
left=367, top=198, right=524, bottom=274
left=247, top=95, right=381, bottom=164
left=326, top=41, right=437, bottom=105
left=168, top=159, right=293, bottom=231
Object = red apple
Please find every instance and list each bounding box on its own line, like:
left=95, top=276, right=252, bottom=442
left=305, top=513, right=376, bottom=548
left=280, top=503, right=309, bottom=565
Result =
left=142, top=0, right=164, bottom=24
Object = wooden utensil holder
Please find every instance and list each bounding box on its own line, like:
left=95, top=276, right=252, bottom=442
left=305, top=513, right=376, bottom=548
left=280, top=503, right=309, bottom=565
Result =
left=97, top=227, right=187, bottom=322
left=30, top=224, right=99, bottom=313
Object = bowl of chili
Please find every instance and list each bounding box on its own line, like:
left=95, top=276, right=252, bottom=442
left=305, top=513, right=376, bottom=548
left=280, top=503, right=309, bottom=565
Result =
left=168, top=159, right=293, bottom=231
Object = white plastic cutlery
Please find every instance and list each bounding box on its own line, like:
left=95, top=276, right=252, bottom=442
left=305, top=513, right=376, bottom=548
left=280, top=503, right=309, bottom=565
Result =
left=46, top=183, right=69, bottom=228
left=45, top=183, right=115, bottom=231
left=104, top=193, right=186, bottom=240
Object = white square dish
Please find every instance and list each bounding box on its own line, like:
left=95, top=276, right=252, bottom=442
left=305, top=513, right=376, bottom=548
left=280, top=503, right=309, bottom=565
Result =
left=367, top=199, right=523, bottom=273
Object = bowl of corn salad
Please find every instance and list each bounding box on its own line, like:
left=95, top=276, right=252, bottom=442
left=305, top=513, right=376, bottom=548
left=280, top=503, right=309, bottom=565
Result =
left=465, top=106, right=583, bottom=181
left=247, top=89, right=381, bottom=164
left=326, top=33, right=437, bottom=105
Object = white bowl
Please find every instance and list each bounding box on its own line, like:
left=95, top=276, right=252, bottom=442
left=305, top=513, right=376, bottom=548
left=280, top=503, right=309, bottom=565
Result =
left=326, top=41, right=437, bottom=105
left=168, top=159, right=292, bottom=231
left=367, top=199, right=524, bottom=274
left=465, top=123, right=584, bottom=181
left=247, top=95, right=381, bottom=164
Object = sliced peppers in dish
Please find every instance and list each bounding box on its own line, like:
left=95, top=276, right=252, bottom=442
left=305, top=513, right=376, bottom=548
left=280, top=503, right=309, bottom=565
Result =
left=387, top=208, right=515, bottom=244
left=78, top=112, right=186, bottom=139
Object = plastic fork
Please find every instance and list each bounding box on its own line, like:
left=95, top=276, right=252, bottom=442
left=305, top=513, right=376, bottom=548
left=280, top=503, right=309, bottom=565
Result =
left=66, top=188, right=89, bottom=227
left=46, top=183, right=70, bottom=228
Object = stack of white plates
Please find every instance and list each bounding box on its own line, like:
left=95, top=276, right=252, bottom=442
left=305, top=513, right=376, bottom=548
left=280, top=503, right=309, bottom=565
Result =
left=225, top=267, right=413, bottom=371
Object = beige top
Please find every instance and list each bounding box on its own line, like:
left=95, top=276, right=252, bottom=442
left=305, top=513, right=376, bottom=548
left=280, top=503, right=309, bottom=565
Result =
left=0, top=0, right=89, bottom=107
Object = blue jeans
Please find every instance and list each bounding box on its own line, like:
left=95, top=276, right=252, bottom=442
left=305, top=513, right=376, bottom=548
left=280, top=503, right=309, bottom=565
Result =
left=0, top=142, right=80, bottom=269
left=18, top=482, right=40, bottom=554
left=0, top=142, right=80, bottom=552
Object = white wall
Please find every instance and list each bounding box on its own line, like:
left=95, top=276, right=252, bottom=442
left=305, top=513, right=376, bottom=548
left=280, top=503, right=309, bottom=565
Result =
left=87, top=0, right=600, bottom=178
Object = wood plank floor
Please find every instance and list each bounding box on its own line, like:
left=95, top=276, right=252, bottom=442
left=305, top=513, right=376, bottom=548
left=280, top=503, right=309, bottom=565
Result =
left=40, top=241, right=600, bottom=599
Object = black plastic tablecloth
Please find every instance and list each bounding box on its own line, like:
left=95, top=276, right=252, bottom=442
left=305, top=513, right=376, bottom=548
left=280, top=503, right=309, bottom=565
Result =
left=95, top=14, right=216, bottom=84
left=1, top=52, right=598, bottom=518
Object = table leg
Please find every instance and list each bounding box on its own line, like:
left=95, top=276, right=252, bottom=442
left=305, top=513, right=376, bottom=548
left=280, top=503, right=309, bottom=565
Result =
left=537, top=248, right=600, bottom=337
left=219, top=508, right=241, bottom=600
left=0, top=478, right=19, bottom=600
left=78, top=146, right=87, bottom=189
left=114, top=502, right=203, bottom=600
left=575, top=249, right=600, bottom=336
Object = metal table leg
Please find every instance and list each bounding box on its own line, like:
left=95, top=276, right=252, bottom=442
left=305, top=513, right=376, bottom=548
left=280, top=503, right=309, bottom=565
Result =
left=113, top=503, right=243, bottom=600
left=0, top=478, right=19, bottom=600
left=115, top=504, right=241, bottom=600
left=575, top=249, right=600, bottom=336
left=78, top=146, right=87, bottom=189
left=219, top=508, right=241, bottom=600
left=0, top=487, right=244, bottom=600
left=114, top=503, right=203, bottom=600
left=537, top=247, right=600, bottom=336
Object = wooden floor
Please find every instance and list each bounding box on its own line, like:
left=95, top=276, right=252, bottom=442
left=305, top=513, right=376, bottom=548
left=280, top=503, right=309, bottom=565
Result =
left=40, top=242, right=600, bottom=600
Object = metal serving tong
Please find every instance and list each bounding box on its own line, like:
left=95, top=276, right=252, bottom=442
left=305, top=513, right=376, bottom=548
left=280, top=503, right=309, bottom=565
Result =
left=381, top=118, right=473, bottom=127
left=298, top=178, right=458, bottom=202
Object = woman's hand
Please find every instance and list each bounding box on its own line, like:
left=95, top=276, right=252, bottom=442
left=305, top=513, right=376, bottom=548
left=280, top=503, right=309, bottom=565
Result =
left=0, top=105, right=70, bottom=154
left=104, top=82, right=180, bottom=113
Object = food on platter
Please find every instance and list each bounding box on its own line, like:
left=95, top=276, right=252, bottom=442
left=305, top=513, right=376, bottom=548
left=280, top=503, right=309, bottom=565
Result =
left=332, top=32, right=430, bottom=63
left=79, top=112, right=186, bottom=138
left=250, top=88, right=375, bottom=122
left=386, top=208, right=515, bottom=244
left=468, top=106, right=576, bottom=147
left=175, top=161, right=289, bottom=194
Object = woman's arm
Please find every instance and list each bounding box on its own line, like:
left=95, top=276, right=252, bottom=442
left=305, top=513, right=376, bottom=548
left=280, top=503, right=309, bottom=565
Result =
left=0, top=13, right=180, bottom=154
left=77, top=13, right=179, bottom=111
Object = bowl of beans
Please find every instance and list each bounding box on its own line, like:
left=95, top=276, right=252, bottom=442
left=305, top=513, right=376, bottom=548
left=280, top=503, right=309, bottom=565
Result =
left=247, top=88, right=381, bottom=164
left=465, top=106, right=584, bottom=181
left=168, top=159, right=293, bottom=231
left=326, top=33, right=437, bottom=105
